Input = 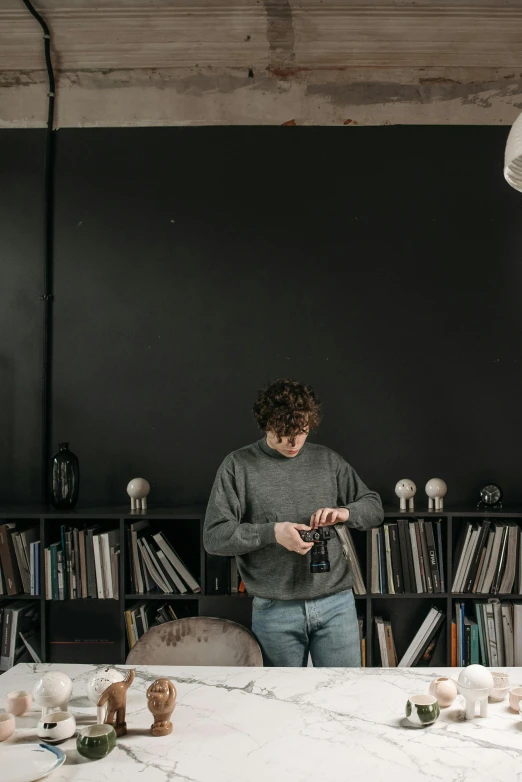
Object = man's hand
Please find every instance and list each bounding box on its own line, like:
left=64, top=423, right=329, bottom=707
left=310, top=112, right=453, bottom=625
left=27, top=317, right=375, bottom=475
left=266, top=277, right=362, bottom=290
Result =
left=274, top=522, right=315, bottom=555
left=310, top=507, right=349, bottom=529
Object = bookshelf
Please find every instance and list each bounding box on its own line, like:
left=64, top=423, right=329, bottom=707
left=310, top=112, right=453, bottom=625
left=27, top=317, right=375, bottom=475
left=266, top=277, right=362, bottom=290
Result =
left=1, top=504, right=521, bottom=668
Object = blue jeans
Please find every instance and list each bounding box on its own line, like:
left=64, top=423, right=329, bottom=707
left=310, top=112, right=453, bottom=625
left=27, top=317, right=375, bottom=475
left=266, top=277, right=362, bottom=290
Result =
left=251, top=588, right=361, bottom=667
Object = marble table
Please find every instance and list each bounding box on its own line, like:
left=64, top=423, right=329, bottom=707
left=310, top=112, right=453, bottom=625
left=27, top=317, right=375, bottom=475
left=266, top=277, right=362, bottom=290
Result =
left=2, top=664, right=522, bottom=782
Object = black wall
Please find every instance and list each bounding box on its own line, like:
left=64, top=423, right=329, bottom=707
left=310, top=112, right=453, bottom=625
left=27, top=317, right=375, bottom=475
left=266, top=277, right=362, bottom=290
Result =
left=2, top=126, right=522, bottom=508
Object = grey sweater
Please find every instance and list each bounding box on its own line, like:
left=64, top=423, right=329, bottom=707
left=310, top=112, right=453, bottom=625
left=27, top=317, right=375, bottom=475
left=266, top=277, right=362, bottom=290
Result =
left=203, top=437, right=383, bottom=600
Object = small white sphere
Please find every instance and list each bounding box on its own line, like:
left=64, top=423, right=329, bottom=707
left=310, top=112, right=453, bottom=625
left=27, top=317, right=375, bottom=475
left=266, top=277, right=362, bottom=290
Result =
left=127, top=478, right=150, bottom=499
left=458, top=664, right=494, bottom=692
left=86, top=667, right=124, bottom=705
left=395, top=479, right=416, bottom=499
left=425, top=478, right=447, bottom=498
left=33, top=671, right=73, bottom=710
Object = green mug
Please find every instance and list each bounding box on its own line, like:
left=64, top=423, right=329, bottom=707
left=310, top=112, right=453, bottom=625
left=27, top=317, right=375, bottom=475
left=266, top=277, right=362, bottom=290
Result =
left=76, top=724, right=117, bottom=759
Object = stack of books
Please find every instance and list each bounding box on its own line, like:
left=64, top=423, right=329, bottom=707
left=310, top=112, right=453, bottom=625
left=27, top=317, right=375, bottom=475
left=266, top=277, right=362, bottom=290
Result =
left=0, top=600, right=41, bottom=671
left=452, top=520, right=518, bottom=594
left=453, top=600, right=522, bottom=667
left=0, top=524, right=40, bottom=596
left=127, top=521, right=200, bottom=594
left=375, top=607, right=445, bottom=667
left=44, top=524, right=120, bottom=600
left=371, top=519, right=445, bottom=594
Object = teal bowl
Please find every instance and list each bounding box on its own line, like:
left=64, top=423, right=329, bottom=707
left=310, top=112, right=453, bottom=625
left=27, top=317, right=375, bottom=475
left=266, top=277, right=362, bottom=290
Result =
left=76, top=724, right=117, bottom=759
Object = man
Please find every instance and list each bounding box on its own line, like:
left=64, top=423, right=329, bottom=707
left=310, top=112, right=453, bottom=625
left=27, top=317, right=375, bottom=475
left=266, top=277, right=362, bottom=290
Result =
left=203, top=378, right=383, bottom=667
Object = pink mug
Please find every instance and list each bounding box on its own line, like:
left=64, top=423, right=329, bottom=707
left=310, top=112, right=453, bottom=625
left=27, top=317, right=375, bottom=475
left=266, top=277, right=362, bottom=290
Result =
left=5, top=690, right=32, bottom=717
left=0, top=713, right=15, bottom=741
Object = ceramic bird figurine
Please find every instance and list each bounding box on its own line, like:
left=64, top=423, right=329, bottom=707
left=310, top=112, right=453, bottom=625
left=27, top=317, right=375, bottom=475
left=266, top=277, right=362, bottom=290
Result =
left=97, top=669, right=135, bottom=737
left=146, top=678, right=177, bottom=736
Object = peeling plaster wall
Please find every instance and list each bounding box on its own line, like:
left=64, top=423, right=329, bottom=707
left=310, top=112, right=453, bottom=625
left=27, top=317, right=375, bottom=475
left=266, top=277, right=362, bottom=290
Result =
left=2, top=67, right=522, bottom=128
left=3, top=1, right=522, bottom=127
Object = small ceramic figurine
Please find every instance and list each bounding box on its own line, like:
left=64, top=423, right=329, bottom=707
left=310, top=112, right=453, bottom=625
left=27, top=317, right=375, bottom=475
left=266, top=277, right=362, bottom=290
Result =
left=33, top=671, right=73, bottom=717
left=87, top=666, right=125, bottom=722
left=97, top=669, right=135, bottom=737
left=127, top=478, right=150, bottom=510
left=457, top=664, right=494, bottom=719
left=405, top=694, right=440, bottom=727
left=146, top=678, right=177, bottom=736
left=395, top=479, right=416, bottom=511
left=425, top=478, right=447, bottom=511
left=429, top=676, right=458, bottom=708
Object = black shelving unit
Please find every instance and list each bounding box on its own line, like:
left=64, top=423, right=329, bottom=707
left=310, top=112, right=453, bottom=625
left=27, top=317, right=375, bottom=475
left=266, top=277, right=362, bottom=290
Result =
left=1, top=504, right=520, bottom=666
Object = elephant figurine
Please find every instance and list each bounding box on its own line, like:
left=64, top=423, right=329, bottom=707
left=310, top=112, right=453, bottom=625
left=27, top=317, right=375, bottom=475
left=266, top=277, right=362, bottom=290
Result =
left=146, top=678, right=177, bottom=736
left=97, top=669, right=135, bottom=737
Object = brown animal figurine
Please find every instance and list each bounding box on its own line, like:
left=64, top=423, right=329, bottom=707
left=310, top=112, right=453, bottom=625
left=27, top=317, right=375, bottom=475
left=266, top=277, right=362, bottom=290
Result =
left=97, top=669, right=135, bottom=737
left=146, top=678, right=176, bottom=736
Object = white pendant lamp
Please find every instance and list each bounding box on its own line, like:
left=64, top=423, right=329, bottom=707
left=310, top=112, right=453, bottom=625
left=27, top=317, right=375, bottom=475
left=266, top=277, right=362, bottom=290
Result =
left=504, top=113, right=522, bottom=191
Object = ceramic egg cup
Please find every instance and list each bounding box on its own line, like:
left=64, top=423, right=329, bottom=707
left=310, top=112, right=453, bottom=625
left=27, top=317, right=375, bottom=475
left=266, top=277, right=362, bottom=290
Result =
left=77, top=724, right=117, bottom=760
left=0, top=713, right=15, bottom=742
left=406, top=694, right=440, bottom=727
left=489, top=671, right=510, bottom=702
left=37, top=710, right=76, bottom=745
left=4, top=689, right=32, bottom=716
left=509, top=686, right=522, bottom=712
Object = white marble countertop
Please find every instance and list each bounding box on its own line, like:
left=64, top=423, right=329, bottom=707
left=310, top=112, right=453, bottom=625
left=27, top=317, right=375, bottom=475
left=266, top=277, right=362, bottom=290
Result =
left=2, top=664, right=522, bottom=781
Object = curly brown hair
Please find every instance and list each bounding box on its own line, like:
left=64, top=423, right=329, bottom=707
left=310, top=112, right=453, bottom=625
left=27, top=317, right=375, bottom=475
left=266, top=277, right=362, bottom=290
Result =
left=252, top=378, right=323, bottom=445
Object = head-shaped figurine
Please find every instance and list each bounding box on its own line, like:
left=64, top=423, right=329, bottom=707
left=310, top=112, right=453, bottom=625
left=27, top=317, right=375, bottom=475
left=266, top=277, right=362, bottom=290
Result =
left=425, top=478, right=447, bottom=499
left=395, top=479, right=416, bottom=499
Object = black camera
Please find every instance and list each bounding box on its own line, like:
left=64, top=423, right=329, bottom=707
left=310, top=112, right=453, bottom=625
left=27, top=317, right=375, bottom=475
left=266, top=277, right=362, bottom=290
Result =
left=298, top=527, right=331, bottom=573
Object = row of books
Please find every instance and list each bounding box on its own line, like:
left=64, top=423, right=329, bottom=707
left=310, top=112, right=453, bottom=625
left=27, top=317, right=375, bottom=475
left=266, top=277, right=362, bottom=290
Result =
left=371, top=519, right=445, bottom=594
left=0, top=601, right=41, bottom=671
left=125, top=601, right=191, bottom=649
left=452, top=520, right=519, bottom=594
left=44, top=525, right=120, bottom=600
left=453, top=600, right=522, bottom=667
left=127, top=520, right=200, bottom=595
left=0, top=524, right=40, bottom=596
left=375, top=606, right=445, bottom=666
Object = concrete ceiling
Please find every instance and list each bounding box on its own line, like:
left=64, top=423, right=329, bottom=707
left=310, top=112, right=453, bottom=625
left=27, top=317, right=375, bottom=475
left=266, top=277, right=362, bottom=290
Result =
left=2, top=1, right=522, bottom=126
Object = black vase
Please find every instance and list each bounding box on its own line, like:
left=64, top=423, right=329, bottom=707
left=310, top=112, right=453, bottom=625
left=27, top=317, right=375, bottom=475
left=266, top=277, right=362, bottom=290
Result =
left=50, top=442, right=80, bottom=509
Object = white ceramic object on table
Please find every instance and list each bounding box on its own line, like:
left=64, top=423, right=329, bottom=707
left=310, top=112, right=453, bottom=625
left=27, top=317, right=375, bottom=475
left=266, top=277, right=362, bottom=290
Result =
left=429, top=676, right=458, bottom=708
left=37, top=711, right=76, bottom=745
left=127, top=477, right=150, bottom=510
left=405, top=694, right=440, bottom=727
left=489, top=671, right=510, bottom=702
left=0, top=712, right=15, bottom=741
left=509, top=686, right=522, bottom=712
left=395, top=479, right=416, bottom=511
left=458, top=664, right=494, bottom=719
left=425, top=478, right=447, bottom=511
left=5, top=689, right=32, bottom=716
left=87, top=666, right=125, bottom=723
left=2, top=743, right=66, bottom=782
left=33, top=671, right=73, bottom=717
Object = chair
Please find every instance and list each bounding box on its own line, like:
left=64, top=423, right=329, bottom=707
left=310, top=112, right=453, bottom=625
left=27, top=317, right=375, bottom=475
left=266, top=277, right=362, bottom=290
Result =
left=125, top=616, right=263, bottom=666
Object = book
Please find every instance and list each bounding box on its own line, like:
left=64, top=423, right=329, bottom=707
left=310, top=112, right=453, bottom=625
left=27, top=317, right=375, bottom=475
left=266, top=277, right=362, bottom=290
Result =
left=383, top=524, right=395, bottom=595
left=152, top=532, right=201, bottom=593
left=19, top=630, right=41, bottom=663
left=491, top=526, right=509, bottom=594
left=0, top=524, right=23, bottom=595
left=206, top=553, right=229, bottom=595
left=424, top=521, right=440, bottom=593
left=340, top=527, right=366, bottom=595
left=464, top=519, right=491, bottom=593
left=435, top=520, right=445, bottom=592
left=398, top=607, right=444, bottom=667
left=418, top=520, right=433, bottom=593
left=409, top=522, right=422, bottom=593
left=414, top=521, right=427, bottom=592
left=499, top=523, right=518, bottom=594
left=397, top=519, right=414, bottom=594
left=374, top=616, right=388, bottom=665
left=389, top=523, right=404, bottom=593
left=451, top=522, right=473, bottom=592
left=384, top=620, right=397, bottom=666
left=476, top=528, right=495, bottom=593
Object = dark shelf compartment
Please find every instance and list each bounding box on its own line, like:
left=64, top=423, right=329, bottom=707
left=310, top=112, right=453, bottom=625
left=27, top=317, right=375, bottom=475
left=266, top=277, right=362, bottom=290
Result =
left=0, top=593, right=41, bottom=600
left=125, top=593, right=200, bottom=600
left=370, top=593, right=449, bottom=599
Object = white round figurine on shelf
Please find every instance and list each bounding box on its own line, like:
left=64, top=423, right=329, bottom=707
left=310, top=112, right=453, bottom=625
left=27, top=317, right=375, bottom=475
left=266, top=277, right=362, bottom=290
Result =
left=395, top=479, right=416, bottom=511
left=457, top=664, right=494, bottom=719
left=127, top=477, right=150, bottom=510
left=87, top=667, right=125, bottom=723
left=33, top=671, right=73, bottom=717
left=425, top=478, right=447, bottom=511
